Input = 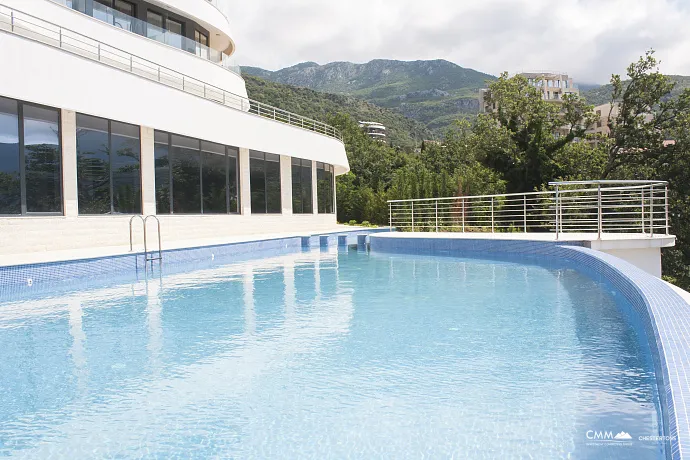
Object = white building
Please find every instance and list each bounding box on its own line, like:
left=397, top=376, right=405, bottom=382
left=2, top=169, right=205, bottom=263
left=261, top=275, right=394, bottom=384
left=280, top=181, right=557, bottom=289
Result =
left=0, top=0, right=350, bottom=259
left=480, top=72, right=579, bottom=113
left=359, top=121, right=386, bottom=141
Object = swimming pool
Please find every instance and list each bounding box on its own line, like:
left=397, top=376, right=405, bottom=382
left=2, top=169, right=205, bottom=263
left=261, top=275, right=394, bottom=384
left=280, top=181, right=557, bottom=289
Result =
left=0, top=248, right=669, bottom=458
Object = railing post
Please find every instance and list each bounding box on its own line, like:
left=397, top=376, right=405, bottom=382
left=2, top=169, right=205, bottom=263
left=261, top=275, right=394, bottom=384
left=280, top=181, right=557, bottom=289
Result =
left=555, top=185, right=560, bottom=240
left=523, top=194, right=527, bottom=232
left=10, top=11, right=13, bottom=32
left=597, top=184, right=603, bottom=240
left=129, top=54, right=133, bottom=72
left=222, top=91, right=225, bottom=105
left=491, top=197, right=495, bottom=233
left=273, top=108, right=276, bottom=120
left=411, top=202, right=415, bottom=232
left=641, top=187, right=645, bottom=234
left=435, top=201, right=439, bottom=233
left=665, top=184, right=670, bottom=235
left=650, top=184, right=655, bottom=238
left=462, top=198, right=465, bottom=233
left=182, top=76, right=185, bottom=91
left=204, top=85, right=207, bottom=98
left=157, top=66, right=161, bottom=82
left=59, top=28, right=62, bottom=48
left=389, top=202, right=392, bottom=231
left=97, top=42, right=101, bottom=61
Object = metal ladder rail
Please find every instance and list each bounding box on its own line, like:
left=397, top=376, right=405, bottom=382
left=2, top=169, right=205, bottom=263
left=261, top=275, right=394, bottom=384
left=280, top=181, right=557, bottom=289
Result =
left=129, top=215, right=163, bottom=268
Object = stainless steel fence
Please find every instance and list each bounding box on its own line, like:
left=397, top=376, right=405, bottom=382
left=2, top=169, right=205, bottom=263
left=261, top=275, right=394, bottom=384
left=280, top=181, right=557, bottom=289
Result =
left=0, top=4, right=343, bottom=142
left=388, top=181, right=670, bottom=238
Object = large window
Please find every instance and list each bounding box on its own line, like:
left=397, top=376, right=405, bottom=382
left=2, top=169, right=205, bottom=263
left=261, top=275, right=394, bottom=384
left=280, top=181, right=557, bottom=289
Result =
left=76, top=114, right=141, bottom=214
left=250, top=151, right=281, bottom=214
left=317, top=162, right=335, bottom=214
left=0, top=96, right=62, bottom=216
left=291, top=158, right=312, bottom=214
left=154, top=132, right=239, bottom=214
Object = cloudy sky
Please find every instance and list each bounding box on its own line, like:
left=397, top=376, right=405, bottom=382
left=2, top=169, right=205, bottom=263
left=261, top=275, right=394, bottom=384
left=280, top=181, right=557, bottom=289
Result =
left=226, top=0, right=690, bottom=84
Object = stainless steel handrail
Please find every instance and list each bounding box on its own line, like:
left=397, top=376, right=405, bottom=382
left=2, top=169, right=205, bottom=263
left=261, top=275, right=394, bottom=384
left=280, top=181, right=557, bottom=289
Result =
left=129, top=215, right=163, bottom=267
left=0, top=4, right=343, bottom=142
left=388, top=180, right=671, bottom=239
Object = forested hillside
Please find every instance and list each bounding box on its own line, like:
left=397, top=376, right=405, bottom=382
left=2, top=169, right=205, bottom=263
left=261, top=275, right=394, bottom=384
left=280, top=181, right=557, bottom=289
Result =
left=582, top=75, right=690, bottom=105
left=243, top=59, right=495, bottom=132
left=244, top=75, right=431, bottom=150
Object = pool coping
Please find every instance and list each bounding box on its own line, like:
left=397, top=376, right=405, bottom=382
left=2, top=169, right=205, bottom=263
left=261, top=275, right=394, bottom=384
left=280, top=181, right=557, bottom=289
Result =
left=369, top=234, right=690, bottom=460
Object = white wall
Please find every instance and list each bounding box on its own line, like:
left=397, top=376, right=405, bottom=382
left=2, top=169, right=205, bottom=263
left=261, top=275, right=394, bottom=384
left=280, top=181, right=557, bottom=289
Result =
left=3, top=0, right=245, bottom=97
left=601, top=248, right=662, bottom=278
left=0, top=32, right=349, bottom=173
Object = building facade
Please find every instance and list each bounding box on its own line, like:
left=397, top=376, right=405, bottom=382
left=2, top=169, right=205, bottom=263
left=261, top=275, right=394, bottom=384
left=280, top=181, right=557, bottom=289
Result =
left=358, top=121, right=386, bottom=141
left=0, top=0, right=349, bottom=256
left=480, top=72, right=580, bottom=113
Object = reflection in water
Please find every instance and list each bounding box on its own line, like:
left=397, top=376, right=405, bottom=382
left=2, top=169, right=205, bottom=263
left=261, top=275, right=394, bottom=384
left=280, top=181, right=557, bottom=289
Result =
left=0, top=250, right=665, bottom=459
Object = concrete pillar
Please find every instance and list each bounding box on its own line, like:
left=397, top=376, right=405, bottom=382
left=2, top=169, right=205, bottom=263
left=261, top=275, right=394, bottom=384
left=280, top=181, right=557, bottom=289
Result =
left=311, top=161, right=319, bottom=215
left=140, top=126, right=156, bottom=216
left=239, top=147, right=251, bottom=215
left=281, top=155, right=292, bottom=215
left=60, top=109, right=78, bottom=217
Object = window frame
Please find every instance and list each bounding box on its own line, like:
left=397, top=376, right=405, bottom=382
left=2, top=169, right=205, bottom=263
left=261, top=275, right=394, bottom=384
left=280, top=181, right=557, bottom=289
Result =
left=250, top=151, right=282, bottom=215
left=76, top=113, right=142, bottom=215
left=0, top=97, right=63, bottom=217
left=154, top=131, right=240, bottom=215
left=291, top=157, right=313, bottom=215
left=317, top=162, right=335, bottom=215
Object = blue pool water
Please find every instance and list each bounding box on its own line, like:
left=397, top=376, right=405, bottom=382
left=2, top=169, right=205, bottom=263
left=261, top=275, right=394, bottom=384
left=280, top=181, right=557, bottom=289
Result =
left=0, top=249, right=666, bottom=459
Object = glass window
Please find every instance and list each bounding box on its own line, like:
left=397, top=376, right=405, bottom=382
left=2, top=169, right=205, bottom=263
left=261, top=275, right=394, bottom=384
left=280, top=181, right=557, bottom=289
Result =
left=76, top=115, right=140, bottom=214
left=23, top=105, right=62, bottom=213
left=111, top=121, right=141, bottom=214
left=155, top=132, right=240, bottom=215
left=113, top=0, right=135, bottom=16
left=250, top=151, right=282, bottom=214
left=317, top=162, right=334, bottom=214
left=76, top=114, right=110, bottom=214
left=194, top=30, right=209, bottom=59
left=202, top=141, right=227, bottom=214
left=0, top=98, right=20, bottom=215
left=171, top=135, right=201, bottom=214
left=146, top=10, right=165, bottom=41
left=154, top=131, right=171, bottom=214
left=228, top=147, right=239, bottom=213
left=166, top=18, right=183, bottom=35
left=291, top=158, right=312, bottom=214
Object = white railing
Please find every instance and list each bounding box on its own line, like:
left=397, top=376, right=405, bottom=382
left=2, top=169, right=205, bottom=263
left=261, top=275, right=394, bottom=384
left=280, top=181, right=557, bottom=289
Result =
left=0, top=4, right=343, bottom=142
left=49, top=0, right=241, bottom=74
left=388, top=181, right=670, bottom=239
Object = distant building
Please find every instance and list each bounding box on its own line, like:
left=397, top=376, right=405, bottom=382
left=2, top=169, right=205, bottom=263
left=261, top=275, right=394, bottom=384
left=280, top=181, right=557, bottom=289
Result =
left=586, top=103, right=620, bottom=137
left=480, top=72, right=580, bottom=113
left=359, top=121, right=387, bottom=141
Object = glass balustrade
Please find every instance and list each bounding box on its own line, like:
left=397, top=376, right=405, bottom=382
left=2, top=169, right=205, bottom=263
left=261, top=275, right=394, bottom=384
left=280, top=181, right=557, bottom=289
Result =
left=51, top=0, right=240, bottom=74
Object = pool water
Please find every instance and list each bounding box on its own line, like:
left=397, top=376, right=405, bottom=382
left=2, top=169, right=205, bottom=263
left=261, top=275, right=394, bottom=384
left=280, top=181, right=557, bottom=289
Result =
left=0, top=249, right=666, bottom=459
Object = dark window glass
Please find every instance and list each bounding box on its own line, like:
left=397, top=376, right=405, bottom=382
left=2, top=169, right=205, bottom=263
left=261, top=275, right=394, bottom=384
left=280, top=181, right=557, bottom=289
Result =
left=166, top=18, right=183, bottom=35
left=76, top=114, right=110, bottom=214
left=250, top=152, right=266, bottom=214
left=265, top=154, right=281, bottom=214
left=202, top=141, right=227, bottom=214
left=0, top=97, right=20, bottom=214
left=228, top=148, right=239, bottom=213
left=194, top=30, right=209, bottom=59
left=291, top=158, right=312, bottom=214
left=76, top=115, right=140, bottom=214
left=113, top=0, right=134, bottom=16
left=111, top=121, right=141, bottom=214
left=171, top=135, right=200, bottom=214
left=23, top=105, right=61, bottom=213
left=317, top=162, right=334, bottom=214
left=154, top=132, right=170, bottom=214
left=147, top=10, right=163, bottom=28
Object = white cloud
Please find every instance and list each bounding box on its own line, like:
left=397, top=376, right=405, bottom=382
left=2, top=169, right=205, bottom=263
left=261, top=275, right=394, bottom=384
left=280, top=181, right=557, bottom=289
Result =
left=226, top=0, right=690, bottom=83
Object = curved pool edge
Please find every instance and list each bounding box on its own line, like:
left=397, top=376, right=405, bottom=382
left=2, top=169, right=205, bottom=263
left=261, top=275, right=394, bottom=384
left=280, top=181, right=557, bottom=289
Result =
left=369, top=234, right=690, bottom=460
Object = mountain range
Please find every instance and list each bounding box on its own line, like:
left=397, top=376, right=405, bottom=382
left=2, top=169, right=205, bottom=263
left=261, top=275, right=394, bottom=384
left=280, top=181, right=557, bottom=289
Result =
left=242, top=59, right=495, bottom=132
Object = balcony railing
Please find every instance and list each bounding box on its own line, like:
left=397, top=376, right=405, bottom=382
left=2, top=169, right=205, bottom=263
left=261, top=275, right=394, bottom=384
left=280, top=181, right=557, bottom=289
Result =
left=0, top=4, right=342, bottom=141
left=388, top=181, right=670, bottom=239
left=50, top=0, right=240, bottom=74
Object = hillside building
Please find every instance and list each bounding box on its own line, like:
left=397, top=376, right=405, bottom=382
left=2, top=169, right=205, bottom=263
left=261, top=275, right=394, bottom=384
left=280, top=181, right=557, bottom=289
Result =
left=359, top=121, right=387, bottom=141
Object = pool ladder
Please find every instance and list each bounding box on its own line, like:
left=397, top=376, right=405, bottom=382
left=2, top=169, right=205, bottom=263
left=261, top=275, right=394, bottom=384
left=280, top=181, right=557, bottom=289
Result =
left=129, top=215, right=163, bottom=268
